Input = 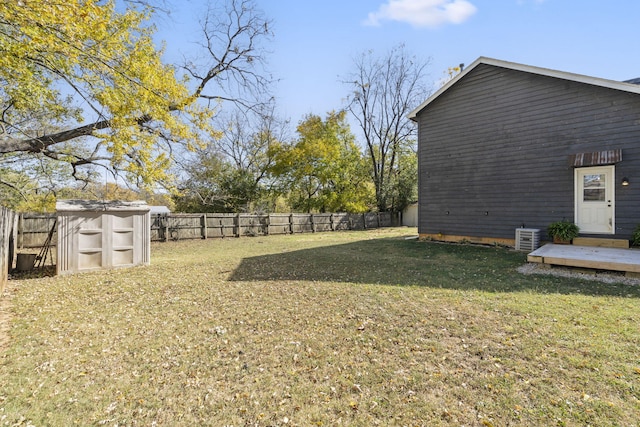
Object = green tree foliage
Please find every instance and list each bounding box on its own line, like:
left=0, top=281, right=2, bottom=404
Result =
left=384, top=146, right=418, bottom=212
left=0, top=0, right=271, bottom=190
left=270, top=111, right=373, bottom=213
left=0, top=166, right=31, bottom=210
left=0, top=152, right=100, bottom=211
left=173, top=108, right=284, bottom=213
left=173, top=154, right=262, bottom=213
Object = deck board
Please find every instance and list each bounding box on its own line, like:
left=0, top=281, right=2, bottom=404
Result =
left=527, top=244, right=640, bottom=273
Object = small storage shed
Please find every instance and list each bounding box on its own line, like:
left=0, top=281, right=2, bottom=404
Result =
left=402, top=203, right=419, bottom=227
left=56, top=200, right=151, bottom=275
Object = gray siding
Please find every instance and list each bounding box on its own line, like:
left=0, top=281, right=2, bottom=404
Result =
left=416, top=63, right=640, bottom=241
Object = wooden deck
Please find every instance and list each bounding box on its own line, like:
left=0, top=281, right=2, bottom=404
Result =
left=527, top=244, right=640, bottom=274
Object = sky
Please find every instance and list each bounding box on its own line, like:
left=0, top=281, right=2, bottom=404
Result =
left=157, top=0, right=640, bottom=127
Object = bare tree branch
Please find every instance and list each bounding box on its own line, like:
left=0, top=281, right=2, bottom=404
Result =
left=343, top=44, right=430, bottom=211
left=0, top=177, right=28, bottom=201
left=0, top=0, right=273, bottom=188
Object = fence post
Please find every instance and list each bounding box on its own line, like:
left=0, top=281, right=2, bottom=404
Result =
left=266, top=214, right=271, bottom=235
left=235, top=213, right=241, bottom=237
left=11, top=211, right=18, bottom=270
left=0, top=207, right=15, bottom=292
left=264, top=214, right=271, bottom=235
left=311, top=214, right=315, bottom=233
left=377, top=212, right=381, bottom=228
left=201, top=214, right=208, bottom=239
left=330, top=214, right=335, bottom=231
left=289, top=213, right=294, bottom=234
left=362, top=213, right=367, bottom=229
left=19, top=213, right=23, bottom=249
left=162, top=216, right=169, bottom=242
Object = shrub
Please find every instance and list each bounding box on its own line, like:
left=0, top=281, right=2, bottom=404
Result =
left=547, top=220, right=579, bottom=242
left=631, top=224, right=640, bottom=246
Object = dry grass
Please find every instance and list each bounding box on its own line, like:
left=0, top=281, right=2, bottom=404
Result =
left=1, top=228, right=639, bottom=426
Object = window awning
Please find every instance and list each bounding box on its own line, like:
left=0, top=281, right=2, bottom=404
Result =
left=568, top=149, right=622, bottom=167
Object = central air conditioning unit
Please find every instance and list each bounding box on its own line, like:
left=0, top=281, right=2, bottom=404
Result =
left=515, top=228, right=540, bottom=251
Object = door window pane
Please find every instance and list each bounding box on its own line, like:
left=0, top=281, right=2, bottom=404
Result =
left=583, top=174, right=605, bottom=201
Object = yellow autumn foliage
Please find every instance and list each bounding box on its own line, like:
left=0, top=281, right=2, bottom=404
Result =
left=0, top=0, right=218, bottom=186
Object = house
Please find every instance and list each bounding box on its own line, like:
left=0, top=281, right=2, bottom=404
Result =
left=409, top=57, right=640, bottom=246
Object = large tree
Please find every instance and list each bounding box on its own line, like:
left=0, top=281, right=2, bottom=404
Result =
left=344, top=44, right=429, bottom=212
left=270, top=111, right=373, bottom=213
left=173, top=106, right=287, bottom=212
left=0, top=0, right=271, bottom=189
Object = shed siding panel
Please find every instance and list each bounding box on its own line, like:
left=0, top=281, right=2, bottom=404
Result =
left=417, top=63, right=640, bottom=241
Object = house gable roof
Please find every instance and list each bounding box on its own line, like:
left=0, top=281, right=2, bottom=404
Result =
left=409, top=57, right=640, bottom=121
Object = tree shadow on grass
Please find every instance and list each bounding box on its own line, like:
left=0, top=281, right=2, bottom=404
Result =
left=228, top=237, right=640, bottom=298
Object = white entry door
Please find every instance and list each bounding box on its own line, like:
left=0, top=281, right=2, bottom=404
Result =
left=575, top=166, right=614, bottom=234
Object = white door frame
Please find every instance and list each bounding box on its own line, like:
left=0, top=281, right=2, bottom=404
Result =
left=574, top=165, right=615, bottom=234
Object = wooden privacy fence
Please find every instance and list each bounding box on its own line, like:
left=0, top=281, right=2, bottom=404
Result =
left=151, top=212, right=396, bottom=241
left=1, top=206, right=18, bottom=293
left=17, top=213, right=57, bottom=249
left=16, top=211, right=399, bottom=248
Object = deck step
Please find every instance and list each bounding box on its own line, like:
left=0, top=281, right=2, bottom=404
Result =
left=527, top=244, right=640, bottom=274
left=572, top=237, right=629, bottom=248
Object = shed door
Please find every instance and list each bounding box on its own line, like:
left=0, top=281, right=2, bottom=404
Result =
left=75, top=213, right=135, bottom=271
left=575, top=166, right=614, bottom=234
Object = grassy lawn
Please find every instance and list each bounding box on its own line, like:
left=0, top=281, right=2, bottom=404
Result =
left=1, top=227, right=639, bottom=426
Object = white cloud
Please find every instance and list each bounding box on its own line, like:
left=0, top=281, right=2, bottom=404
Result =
left=364, top=0, right=478, bottom=28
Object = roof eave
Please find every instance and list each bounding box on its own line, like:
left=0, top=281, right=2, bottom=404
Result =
left=408, top=56, right=640, bottom=121
left=408, top=56, right=488, bottom=121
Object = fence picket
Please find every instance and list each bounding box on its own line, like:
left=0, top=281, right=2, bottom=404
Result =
left=1, top=207, right=18, bottom=293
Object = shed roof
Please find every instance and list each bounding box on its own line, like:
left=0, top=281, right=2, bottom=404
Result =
left=149, top=205, right=171, bottom=214
left=409, top=57, right=640, bottom=120
left=56, top=199, right=150, bottom=213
